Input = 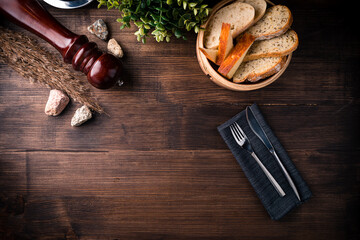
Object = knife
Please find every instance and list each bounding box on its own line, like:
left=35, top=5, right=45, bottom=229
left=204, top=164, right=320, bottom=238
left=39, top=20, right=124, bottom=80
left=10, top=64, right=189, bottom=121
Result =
left=246, top=106, right=301, bottom=201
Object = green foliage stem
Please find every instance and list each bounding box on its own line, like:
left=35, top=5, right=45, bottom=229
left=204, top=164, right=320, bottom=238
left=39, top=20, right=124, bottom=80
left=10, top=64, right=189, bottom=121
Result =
left=98, top=0, right=211, bottom=43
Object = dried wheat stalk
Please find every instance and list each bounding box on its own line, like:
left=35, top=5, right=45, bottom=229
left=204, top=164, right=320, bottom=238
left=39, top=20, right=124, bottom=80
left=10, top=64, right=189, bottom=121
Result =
left=0, top=26, right=104, bottom=114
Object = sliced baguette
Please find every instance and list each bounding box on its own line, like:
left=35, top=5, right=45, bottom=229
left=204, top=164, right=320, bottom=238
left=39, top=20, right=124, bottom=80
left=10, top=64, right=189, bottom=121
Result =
left=233, top=56, right=286, bottom=83
left=244, top=29, right=298, bottom=61
left=218, top=33, right=256, bottom=79
left=199, top=48, right=218, bottom=64
left=216, top=23, right=233, bottom=65
left=204, top=2, right=255, bottom=49
left=237, top=0, right=267, bottom=23
left=246, top=5, right=293, bottom=40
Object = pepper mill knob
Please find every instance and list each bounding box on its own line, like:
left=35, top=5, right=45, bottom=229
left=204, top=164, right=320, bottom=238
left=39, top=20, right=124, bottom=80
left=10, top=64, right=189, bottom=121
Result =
left=0, top=0, right=122, bottom=89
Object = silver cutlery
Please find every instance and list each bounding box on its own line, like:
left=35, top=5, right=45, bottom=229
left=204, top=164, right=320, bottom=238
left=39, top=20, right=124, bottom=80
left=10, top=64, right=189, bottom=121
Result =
left=246, top=106, right=301, bottom=201
left=230, top=122, right=286, bottom=197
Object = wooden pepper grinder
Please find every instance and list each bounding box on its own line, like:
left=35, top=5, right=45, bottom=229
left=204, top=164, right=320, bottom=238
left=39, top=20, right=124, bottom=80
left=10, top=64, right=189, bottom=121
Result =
left=0, top=0, right=123, bottom=89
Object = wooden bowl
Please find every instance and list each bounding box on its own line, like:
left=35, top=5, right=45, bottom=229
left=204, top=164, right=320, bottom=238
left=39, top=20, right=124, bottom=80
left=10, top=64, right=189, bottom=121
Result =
left=196, top=0, right=292, bottom=91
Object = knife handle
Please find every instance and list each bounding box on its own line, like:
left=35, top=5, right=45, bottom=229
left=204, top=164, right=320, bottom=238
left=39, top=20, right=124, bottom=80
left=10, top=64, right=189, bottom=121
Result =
left=251, top=152, right=286, bottom=197
left=272, top=151, right=301, bottom=201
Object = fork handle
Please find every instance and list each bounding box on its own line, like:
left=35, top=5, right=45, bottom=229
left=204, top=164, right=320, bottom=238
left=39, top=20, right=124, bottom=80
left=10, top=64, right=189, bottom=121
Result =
left=251, top=152, right=286, bottom=197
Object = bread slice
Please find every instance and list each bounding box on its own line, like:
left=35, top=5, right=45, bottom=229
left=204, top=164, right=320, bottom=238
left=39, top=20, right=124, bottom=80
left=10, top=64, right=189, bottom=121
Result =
left=204, top=2, right=255, bottom=49
left=237, top=0, right=267, bottom=23
left=244, top=29, right=298, bottom=61
left=199, top=48, right=218, bottom=64
left=218, top=33, right=256, bottom=79
left=246, top=5, right=293, bottom=40
left=233, top=57, right=286, bottom=83
left=216, top=23, right=233, bottom=65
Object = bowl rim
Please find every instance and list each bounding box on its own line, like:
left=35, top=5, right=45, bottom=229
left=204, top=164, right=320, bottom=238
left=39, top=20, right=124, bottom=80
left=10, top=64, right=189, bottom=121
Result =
left=43, top=0, right=94, bottom=9
left=196, top=0, right=292, bottom=91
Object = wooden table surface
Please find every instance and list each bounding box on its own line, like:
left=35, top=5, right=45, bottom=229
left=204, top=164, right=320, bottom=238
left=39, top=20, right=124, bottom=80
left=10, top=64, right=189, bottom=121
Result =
left=0, top=0, right=359, bottom=239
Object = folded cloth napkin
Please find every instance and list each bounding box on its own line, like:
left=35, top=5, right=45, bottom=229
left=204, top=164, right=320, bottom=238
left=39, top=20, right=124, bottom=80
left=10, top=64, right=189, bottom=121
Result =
left=217, top=103, right=312, bottom=220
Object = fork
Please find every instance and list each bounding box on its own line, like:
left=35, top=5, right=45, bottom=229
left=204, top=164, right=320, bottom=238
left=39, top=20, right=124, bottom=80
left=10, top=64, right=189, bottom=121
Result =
left=230, top=122, right=286, bottom=197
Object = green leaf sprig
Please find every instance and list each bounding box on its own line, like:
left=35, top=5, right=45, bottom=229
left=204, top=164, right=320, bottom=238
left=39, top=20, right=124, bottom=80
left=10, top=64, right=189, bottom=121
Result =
left=97, top=0, right=211, bottom=43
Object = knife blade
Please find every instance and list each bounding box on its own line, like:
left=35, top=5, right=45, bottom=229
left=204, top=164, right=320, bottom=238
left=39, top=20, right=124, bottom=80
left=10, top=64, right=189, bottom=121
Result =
left=246, top=106, right=301, bottom=201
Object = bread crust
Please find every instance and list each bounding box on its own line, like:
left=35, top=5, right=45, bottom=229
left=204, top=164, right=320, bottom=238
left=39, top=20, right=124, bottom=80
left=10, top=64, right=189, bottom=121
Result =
left=216, top=23, right=232, bottom=65
left=255, top=11, right=293, bottom=40
left=218, top=33, right=255, bottom=79
left=237, top=0, right=267, bottom=23
left=244, top=30, right=298, bottom=61
left=204, top=2, right=255, bottom=49
left=233, top=57, right=286, bottom=83
left=231, top=16, right=254, bottom=39
left=243, top=5, right=293, bottom=41
left=247, top=57, right=286, bottom=82
left=199, top=47, right=218, bottom=64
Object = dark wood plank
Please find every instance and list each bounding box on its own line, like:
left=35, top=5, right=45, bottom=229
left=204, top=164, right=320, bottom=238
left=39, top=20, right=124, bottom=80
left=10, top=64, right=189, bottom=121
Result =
left=0, top=96, right=357, bottom=152
left=0, top=149, right=357, bottom=239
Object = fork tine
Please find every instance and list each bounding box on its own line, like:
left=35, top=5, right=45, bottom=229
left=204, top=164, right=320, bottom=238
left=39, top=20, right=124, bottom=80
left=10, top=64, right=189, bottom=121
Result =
left=233, top=122, right=244, bottom=139
left=234, top=122, right=246, bottom=139
left=230, top=125, right=238, bottom=141
left=231, top=125, right=242, bottom=142
left=229, top=125, right=234, bottom=136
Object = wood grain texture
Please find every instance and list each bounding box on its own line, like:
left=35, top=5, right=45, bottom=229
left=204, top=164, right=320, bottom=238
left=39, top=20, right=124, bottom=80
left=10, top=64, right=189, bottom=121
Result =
left=0, top=0, right=359, bottom=239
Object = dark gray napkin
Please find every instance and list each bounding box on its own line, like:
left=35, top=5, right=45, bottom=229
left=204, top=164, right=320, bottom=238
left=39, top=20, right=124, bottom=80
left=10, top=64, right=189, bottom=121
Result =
left=217, top=103, right=312, bottom=220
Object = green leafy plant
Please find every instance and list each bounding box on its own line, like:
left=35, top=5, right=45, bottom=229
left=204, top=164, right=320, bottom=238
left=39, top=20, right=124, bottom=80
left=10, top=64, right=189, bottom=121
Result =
left=97, top=0, right=211, bottom=43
